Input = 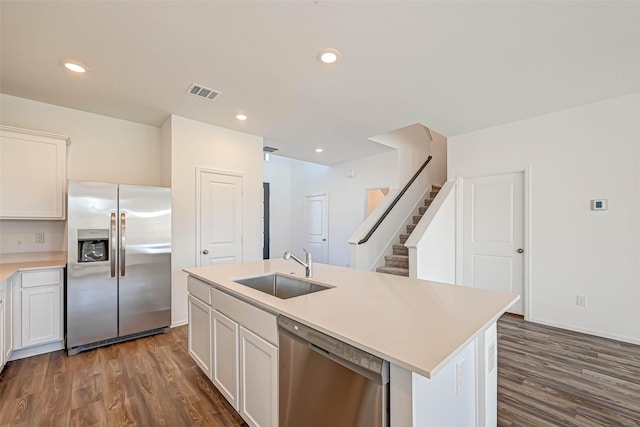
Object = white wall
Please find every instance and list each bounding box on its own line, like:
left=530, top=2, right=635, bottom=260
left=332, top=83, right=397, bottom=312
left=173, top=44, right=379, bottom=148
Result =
left=0, top=94, right=164, bottom=254
left=0, top=94, right=163, bottom=186
left=291, top=151, right=399, bottom=267
left=169, top=115, right=263, bottom=325
left=263, top=154, right=292, bottom=259
left=408, top=181, right=456, bottom=283
left=429, top=129, right=448, bottom=187
left=448, top=94, right=640, bottom=344
left=264, top=151, right=399, bottom=267
left=369, top=123, right=432, bottom=185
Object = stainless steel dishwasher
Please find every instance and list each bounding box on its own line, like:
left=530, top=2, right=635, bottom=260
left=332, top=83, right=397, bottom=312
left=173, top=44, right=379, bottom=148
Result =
left=278, top=316, right=389, bottom=427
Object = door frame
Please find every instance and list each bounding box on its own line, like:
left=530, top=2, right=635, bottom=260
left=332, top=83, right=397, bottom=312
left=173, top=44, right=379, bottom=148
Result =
left=455, top=166, right=531, bottom=320
left=195, top=167, right=245, bottom=267
left=303, top=192, right=329, bottom=263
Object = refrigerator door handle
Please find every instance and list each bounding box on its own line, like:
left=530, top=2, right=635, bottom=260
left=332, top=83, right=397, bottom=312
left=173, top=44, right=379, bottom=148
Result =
left=110, top=212, right=117, bottom=277
left=120, top=212, right=126, bottom=276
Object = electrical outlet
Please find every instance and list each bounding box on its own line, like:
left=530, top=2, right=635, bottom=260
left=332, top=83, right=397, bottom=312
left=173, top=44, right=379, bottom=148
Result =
left=456, top=359, right=465, bottom=395
left=576, top=295, right=587, bottom=307
left=35, top=232, right=45, bottom=244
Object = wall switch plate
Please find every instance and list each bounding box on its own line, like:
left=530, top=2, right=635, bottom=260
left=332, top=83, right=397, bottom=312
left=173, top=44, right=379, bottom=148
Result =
left=590, top=199, right=608, bottom=211
left=34, top=232, right=45, bottom=244
left=576, top=295, right=587, bottom=307
left=455, top=359, right=465, bottom=395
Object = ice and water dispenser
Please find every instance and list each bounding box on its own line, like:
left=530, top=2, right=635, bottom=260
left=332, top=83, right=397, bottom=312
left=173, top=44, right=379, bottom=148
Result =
left=77, top=229, right=109, bottom=262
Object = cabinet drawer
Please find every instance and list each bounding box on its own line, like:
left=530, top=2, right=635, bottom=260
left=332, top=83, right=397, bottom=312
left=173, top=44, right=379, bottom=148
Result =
left=187, top=276, right=212, bottom=305
left=211, top=288, right=277, bottom=346
left=21, top=270, right=61, bottom=288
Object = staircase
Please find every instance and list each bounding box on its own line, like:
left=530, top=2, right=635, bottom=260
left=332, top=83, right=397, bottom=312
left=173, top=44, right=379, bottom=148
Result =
left=376, top=185, right=441, bottom=277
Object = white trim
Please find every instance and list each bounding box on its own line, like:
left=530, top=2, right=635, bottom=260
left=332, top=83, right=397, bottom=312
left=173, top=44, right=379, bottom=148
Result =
left=171, top=319, right=189, bottom=328
left=195, top=167, right=245, bottom=267
left=527, top=317, right=640, bottom=346
left=456, top=167, right=531, bottom=320
left=9, top=340, right=64, bottom=361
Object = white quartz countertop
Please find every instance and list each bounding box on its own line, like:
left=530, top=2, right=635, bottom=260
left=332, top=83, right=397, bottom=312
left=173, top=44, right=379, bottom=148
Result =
left=0, top=251, right=67, bottom=282
left=184, top=259, right=519, bottom=378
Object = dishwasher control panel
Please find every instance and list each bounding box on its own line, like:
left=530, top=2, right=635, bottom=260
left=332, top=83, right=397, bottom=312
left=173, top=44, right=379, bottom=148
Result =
left=278, top=315, right=386, bottom=375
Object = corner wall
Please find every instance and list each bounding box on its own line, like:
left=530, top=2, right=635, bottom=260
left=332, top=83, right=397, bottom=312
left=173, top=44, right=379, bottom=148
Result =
left=169, top=115, right=263, bottom=325
left=448, top=94, right=640, bottom=343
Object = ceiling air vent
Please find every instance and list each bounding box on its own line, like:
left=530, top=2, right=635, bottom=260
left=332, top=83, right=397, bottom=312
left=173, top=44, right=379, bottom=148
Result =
left=187, top=83, right=222, bottom=101
left=263, top=146, right=279, bottom=153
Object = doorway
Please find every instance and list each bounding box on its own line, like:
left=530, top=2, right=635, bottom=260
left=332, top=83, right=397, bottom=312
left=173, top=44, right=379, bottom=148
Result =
left=366, top=187, right=389, bottom=216
left=263, top=182, right=270, bottom=260
left=460, top=172, right=526, bottom=315
left=304, top=193, right=329, bottom=263
left=196, top=169, right=243, bottom=266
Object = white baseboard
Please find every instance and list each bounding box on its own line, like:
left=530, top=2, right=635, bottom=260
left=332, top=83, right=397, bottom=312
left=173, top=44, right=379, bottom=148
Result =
left=9, top=341, right=65, bottom=361
left=171, top=319, right=188, bottom=328
left=527, top=317, right=640, bottom=346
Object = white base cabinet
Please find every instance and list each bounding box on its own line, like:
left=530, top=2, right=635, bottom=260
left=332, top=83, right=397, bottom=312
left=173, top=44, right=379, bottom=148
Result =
left=188, top=295, right=212, bottom=378
left=240, top=326, right=278, bottom=427
left=10, top=268, right=64, bottom=361
left=211, top=309, right=239, bottom=410
left=187, top=276, right=278, bottom=427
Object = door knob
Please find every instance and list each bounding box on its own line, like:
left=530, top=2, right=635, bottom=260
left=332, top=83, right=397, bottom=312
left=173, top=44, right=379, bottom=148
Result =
left=517, top=248, right=524, bottom=254
left=202, top=249, right=209, bottom=255
left=322, top=238, right=327, bottom=242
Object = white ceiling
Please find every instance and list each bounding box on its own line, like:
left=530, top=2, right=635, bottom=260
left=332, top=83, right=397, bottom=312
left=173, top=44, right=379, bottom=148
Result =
left=1, top=1, right=639, bottom=165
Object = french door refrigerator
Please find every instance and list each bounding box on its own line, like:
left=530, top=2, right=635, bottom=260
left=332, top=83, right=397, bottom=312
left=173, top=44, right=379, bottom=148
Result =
left=66, top=180, right=171, bottom=355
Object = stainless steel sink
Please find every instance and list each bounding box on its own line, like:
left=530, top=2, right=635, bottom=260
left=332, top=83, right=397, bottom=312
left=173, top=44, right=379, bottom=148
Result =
left=233, top=274, right=331, bottom=299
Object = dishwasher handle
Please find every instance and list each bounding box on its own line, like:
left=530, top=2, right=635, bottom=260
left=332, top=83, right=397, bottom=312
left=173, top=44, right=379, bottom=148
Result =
left=308, top=342, right=389, bottom=385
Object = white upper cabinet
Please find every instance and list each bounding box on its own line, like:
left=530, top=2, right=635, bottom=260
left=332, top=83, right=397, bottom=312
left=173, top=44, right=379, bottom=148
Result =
left=0, top=125, right=69, bottom=219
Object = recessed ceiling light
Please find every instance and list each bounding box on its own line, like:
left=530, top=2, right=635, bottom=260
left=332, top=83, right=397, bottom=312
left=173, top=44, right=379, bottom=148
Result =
left=315, top=148, right=324, bottom=153
left=63, top=62, right=86, bottom=73
left=317, top=48, right=340, bottom=64
left=236, top=114, right=248, bottom=121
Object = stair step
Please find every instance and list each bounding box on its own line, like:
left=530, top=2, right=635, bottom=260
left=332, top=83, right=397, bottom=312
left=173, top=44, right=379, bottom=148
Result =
left=424, top=198, right=434, bottom=206
left=430, top=190, right=439, bottom=198
left=406, top=223, right=416, bottom=234
left=376, top=266, right=409, bottom=277
left=385, top=254, right=408, bottom=268
left=419, top=206, right=429, bottom=215
left=432, top=185, right=442, bottom=191
left=399, top=233, right=410, bottom=244
left=392, top=244, right=408, bottom=256
left=413, top=215, right=423, bottom=224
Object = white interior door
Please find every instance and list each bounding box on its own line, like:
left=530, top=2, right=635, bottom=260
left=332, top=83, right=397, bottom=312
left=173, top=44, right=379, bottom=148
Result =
left=304, top=194, right=328, bottom=263
left=199, top=171, right=243, bottom=266
left=462, top=172, right=524, bottom=314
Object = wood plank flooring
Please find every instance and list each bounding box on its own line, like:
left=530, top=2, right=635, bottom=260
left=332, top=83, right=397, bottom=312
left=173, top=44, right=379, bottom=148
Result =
left=0, top=326, right=247, bottom=427
left=498, top=315, right=640, bottom=426
left=1, top=317, right=638, bottom=426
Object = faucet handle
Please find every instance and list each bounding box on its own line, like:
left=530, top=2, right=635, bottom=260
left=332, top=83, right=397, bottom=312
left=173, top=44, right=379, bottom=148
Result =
left=302, top=248, right=311, bottom=260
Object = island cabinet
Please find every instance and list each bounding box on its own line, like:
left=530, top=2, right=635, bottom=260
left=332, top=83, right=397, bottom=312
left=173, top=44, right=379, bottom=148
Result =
left=0, top=282, right=5, bottom=371
left=187, top=276, right=278, bottom=427
left=0, top=125, right=69, bottom=220
left=10, top=268, right=65, bottom=360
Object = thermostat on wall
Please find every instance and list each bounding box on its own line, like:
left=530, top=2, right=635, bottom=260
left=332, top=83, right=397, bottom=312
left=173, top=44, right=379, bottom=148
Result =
left=590, top=199, right=608, bottom=211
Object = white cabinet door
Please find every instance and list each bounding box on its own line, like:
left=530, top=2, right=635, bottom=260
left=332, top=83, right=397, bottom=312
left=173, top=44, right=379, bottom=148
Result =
left=3, top=277, right=12, bottom=360
left=240, top=326, right=278, bottom=427
left=21, top=285, right=62, bottom=347
left=188, top=295, right=212, bottom=378
left=0, top=299, right=5, bottom=371
left=0, top=126, right=68, bottom=219
left=211, top=309, right=240, bottom=410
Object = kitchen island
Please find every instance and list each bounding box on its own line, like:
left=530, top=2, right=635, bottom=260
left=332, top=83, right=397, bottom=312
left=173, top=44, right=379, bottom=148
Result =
left=185, top=259, right=518, bottom=427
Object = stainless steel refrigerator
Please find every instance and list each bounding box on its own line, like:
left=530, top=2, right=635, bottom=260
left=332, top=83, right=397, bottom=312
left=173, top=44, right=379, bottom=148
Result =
left=66, top=180, right=171, bottom=355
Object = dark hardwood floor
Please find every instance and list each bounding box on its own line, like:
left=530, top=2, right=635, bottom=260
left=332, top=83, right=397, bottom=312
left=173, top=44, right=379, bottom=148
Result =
left=0, top=326, right=247, bottom=427
left=1, top=317, right=638, bottom=426
left=498, top=315, right=640, bottom=426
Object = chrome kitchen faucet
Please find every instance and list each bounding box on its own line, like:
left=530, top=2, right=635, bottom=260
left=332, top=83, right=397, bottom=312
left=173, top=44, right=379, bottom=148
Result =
left=283, top=249, right=313, bottom=278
